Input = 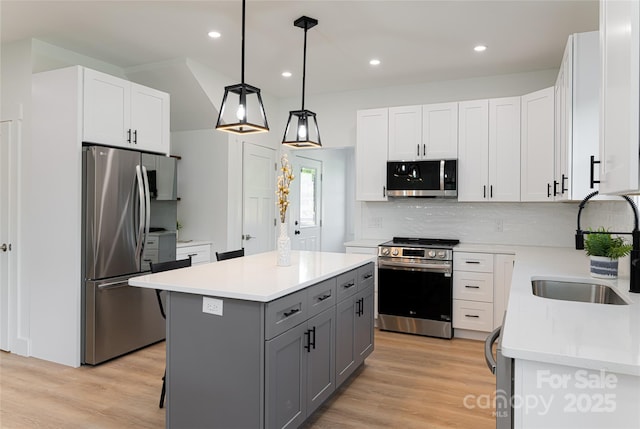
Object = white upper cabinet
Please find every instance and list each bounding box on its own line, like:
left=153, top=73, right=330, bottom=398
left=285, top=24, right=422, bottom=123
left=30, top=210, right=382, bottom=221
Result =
left=356, top=108, right=388, bottom=201
left=458, top=100, right=489, bottom=201
left=488, top=97, right=521, bottom=202
left=599, top=0, right=640, bottom=195
left=422, top=102, right=458, bottom=159
left=555, top=31, right=601, bottom=201
left=458, top=98, right=520, bottom=202
left=83, top=68, right=170, bottom=154
left=520, top=87, right=555, bottom=201
left=387, top=105, right=422, bottom=161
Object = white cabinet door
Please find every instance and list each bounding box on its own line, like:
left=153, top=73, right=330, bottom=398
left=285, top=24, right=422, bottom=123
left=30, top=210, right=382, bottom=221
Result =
left=489, top=97, right=521, bottom=201
left=422, top=102, right=458, bottom=159
left=131, top=83, right=170, bottom=154
left=457, top=100, right=489, bottom=201
left=520, top=87, right=555, bottom=201
left=599, top=0, right=640, bottom=194
left=387, top=105, right=422, bottom=161
left=356, top=108, right=388, bottom=201
left=83, top=68, right=131, bottom=148
left=555, top=36, right=572, bottom=202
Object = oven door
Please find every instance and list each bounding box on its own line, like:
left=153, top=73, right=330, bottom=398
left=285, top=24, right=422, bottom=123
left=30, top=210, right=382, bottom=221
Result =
left=377, top=261, right=453, bottom=338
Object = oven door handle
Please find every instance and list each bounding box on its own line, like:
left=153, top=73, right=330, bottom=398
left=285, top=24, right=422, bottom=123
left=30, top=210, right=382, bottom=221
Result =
left=378, top=260, right=452, bottom=274
left=485, top=326, right=501, bottom=375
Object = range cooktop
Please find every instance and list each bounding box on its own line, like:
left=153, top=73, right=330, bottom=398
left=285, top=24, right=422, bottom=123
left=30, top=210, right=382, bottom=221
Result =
left=381, top=237, right=460, bottom=248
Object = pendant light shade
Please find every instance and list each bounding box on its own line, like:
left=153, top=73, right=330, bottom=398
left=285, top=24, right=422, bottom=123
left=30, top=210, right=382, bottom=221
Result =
left=282, top=16, right=321, bottom=148
left=216, top=0, right=269, bottom=134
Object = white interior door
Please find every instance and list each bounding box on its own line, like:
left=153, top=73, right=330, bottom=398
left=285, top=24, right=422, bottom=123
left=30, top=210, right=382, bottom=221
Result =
left=242, top=143, right=276, bottom=255
left=0, top=120, right=18, bottom=352
left=290, top=156, right=322, bottom=251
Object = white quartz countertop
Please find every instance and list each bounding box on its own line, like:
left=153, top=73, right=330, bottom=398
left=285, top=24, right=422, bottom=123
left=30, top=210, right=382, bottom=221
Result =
left=502, top=246, right=640, bottom=376
left=129, top=250, right=375, bottom=302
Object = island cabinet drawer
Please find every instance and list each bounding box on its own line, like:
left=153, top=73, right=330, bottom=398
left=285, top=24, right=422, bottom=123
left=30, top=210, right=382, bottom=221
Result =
left=357, top=262, right=375, bottom=290
left=454, top=252, right=494, bottom=273
left=453, top=271, right=494, bottom=302
left=452, top=300, right=493, bottom=332
left=336, top=269, right=358, bottom=301
left=307, top=278, right=337, bottom=318
left=265, top=290, right=308, bottom=340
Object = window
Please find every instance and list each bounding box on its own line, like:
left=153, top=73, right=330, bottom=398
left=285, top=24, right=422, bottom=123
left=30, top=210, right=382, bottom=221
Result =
left=299, top=167, right=317, bottom=227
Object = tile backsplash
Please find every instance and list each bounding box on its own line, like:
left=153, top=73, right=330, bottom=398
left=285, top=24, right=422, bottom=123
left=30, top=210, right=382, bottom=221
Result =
left=359, top=199, right=635, bottom=248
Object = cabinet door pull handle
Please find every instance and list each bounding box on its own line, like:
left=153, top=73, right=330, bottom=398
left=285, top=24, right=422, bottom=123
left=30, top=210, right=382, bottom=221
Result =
left=317, top=293, right=332, bottom=302
left=417, top=144, right=420, bottom=157
left=465, top=314, right=480, bottom=318
left=553, top=180, right=559, bottom=197
left=304, top=330, right=311, bottom=352
left=127, top=129, right=132, bottom=143
left=383, top=186, right=386, bottom=198
left=283, top=308, right=300, bottom=318
left=465, top=285, right=480, bottom=289
left=561, top=174, right=568, bottom=194
left=343, top=281, right=356, bottom=289
left=423, top=144, right=426, bottom=157
left=133, top=130, right=138, bottom=144
left=310, top=326, right=316, bottom=350
left=483, top=185, right=486, bottom=198
left=590, top=155, right=601, bottom=188
left=363, top=273, right=373, bottom=279
left=547, top=183, right=551, bottom=198
left=490, top=185, right=493, bottom=198
left=465, top=261, right=481, bottom=264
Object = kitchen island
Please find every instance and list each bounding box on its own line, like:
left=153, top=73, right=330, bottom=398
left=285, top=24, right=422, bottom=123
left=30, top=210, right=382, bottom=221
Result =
left=502, top=246, right=640, bottom=428
left=130, top=250, right=376, bottom=429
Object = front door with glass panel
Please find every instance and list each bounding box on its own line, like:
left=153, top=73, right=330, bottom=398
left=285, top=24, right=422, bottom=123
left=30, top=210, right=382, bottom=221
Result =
left=290, top=156, right=322, bottom=251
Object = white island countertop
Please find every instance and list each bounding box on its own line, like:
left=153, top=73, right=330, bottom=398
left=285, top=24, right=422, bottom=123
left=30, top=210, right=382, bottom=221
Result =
left=502, top=246, right=640, bottom=376
left=129, top=250, right=375, bottom=302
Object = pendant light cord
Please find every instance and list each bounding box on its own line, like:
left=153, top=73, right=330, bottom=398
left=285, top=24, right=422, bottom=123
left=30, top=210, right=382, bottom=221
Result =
left=241, top=0, right=246, bottom=84
left=301, top=25, right=307, bottom=110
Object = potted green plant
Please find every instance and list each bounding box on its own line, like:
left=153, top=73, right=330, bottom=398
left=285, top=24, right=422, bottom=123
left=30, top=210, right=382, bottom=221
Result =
left=584, top=227, right=633, bottom=278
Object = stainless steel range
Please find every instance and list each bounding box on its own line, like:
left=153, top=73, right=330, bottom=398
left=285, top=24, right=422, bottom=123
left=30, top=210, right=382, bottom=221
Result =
left=377, top=237, right=459, bottom=339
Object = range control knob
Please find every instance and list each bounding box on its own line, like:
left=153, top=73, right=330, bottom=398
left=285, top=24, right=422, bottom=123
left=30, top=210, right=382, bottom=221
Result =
left=381, top=247, right=390, bottom=256
left=428, top=250, right=436, bottom=258
left=437, top=250, right=446, bottom=258
left=391, top=248, right=399, bottom=256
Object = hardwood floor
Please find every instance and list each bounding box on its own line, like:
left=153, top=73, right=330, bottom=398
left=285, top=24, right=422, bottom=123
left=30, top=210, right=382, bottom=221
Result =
left=0, top=330, right=496, bottom=428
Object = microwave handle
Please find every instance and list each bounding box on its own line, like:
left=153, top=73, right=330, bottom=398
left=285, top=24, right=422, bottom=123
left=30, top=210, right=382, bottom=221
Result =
left=439, top=159, right=445, bottom=191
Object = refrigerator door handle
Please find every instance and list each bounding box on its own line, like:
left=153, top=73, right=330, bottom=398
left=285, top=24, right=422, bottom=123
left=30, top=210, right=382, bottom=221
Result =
left=141, top=165, right=151, bottom=250
left=135, top=165, right=146, bottom=268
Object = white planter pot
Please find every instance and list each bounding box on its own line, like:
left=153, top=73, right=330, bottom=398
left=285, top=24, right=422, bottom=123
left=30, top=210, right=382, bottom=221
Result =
left=590, top=256, right=619, bottom=279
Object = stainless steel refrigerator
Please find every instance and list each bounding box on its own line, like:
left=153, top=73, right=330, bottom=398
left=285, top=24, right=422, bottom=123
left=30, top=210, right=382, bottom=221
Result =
left=82, top=145, right=177, bottom=365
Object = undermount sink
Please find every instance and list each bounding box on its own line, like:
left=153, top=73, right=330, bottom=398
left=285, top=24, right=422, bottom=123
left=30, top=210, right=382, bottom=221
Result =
left=531, top=278, right=630, bottom=305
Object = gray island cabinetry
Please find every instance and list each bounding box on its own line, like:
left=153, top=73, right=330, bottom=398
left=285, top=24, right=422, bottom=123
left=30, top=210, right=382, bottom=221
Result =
left=129, top=251, right=375, bottom=429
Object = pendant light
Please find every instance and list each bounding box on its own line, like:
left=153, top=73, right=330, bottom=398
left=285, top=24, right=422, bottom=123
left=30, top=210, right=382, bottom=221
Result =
left=215, top=0, right=269, bottom=134
left=282, top=16, right=321, bottom=148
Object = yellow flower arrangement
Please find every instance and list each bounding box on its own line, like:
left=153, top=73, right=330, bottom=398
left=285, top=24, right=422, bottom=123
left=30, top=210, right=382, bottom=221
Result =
left=276, top=154, right=295, bottom=223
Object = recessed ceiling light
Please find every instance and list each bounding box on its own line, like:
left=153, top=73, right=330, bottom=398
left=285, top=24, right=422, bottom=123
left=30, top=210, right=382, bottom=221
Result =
left=369, top=59, right=381, bottom=66
left=208, top=31, right=221, bottom=39
left=474, top=45, right=487, bottom=52
left=282, top=71, right=292, bottom=78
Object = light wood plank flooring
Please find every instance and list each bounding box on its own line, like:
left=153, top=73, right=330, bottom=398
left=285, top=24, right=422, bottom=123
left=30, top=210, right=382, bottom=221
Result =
left=1, top=329, right=496, bottom=428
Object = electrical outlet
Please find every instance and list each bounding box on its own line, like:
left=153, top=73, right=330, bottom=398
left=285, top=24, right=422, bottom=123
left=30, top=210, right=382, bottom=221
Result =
left=202, top=297, right=223, bottom=316
left=495, top=219, right=504, bottom=232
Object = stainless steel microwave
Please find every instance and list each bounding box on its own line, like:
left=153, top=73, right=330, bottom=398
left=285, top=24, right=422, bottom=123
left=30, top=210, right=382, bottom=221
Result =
left=386, top=160, right=457, bottom=198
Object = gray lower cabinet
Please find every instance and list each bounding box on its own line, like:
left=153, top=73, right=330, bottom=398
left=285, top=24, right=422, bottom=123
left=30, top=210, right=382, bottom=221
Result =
left=165, top=262, right=374, bottom=429
left=336, top=264, right=375, bottom=387
left=265, top=306, right=336, bottom=429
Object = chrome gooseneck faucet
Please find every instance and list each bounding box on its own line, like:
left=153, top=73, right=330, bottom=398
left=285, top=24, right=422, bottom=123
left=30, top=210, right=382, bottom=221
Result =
left=575, top=191, right=640, bottom=293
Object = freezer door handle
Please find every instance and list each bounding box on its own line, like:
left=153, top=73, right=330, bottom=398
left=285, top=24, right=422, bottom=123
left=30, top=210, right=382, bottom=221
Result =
left=141, top=165, right=151, bottom=250
left=97, top=280, right=130, bottom=290
left=485, top=326, right=501, bottom=375
left=135, top=165, right=146, bottom=268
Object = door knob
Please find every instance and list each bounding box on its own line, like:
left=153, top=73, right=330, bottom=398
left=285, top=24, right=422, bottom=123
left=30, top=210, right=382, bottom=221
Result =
left=1, top=243, right=7, bottom=252
left=243, top=234, right=254, bottom=240
left=294, top=230, right=301, bottom=235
